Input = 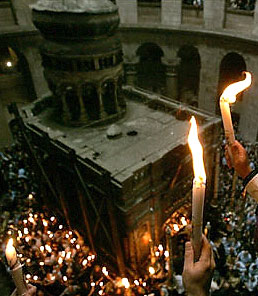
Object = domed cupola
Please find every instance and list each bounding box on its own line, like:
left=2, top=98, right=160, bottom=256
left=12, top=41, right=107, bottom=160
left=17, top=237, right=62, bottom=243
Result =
left=31, top=0, right=125, bottom=126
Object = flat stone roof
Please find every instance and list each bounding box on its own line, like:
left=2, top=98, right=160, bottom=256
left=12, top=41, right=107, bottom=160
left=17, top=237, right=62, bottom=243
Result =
left=24, top=88, right=220, bottom=183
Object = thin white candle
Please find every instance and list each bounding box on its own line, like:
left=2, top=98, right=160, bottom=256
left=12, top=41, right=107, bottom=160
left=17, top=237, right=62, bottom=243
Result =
left=188, top=116, right=206, bottom=261
left=6, top=238, right=28, bottom=295
left=219, top=72, right=252, bottom=145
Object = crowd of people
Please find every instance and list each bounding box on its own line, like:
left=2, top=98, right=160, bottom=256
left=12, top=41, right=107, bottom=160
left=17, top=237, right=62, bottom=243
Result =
left=229, top=0, right=256, bottom=10
left=183, top=0, right=256, bottom=10
left=0, top=131, right=257, bottom=296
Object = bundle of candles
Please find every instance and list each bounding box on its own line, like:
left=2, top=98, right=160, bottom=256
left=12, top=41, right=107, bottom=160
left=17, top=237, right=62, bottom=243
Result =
left=3, top=200, right=174, bottom=295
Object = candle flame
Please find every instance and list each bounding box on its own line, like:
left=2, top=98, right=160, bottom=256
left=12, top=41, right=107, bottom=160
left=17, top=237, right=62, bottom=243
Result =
left=220, top=71, right=252, bottom=104
left=7, top=238, right=14, bottom=250
left=188, top=116, right=206, bottom=185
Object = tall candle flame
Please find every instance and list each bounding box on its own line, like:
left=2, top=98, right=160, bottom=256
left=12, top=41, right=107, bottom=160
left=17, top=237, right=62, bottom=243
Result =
left=188, top=116, right=206, bottom=185
left=220, top=71, right=252, bottom=104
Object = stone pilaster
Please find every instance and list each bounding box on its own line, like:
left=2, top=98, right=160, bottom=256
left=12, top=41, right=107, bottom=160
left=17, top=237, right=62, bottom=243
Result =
left=116, top=0, right=137, bottom=24
left=161, top=0, right=182, bottom=27
left=204, top=0, right=226, bottom=30
left=124, top=62, right=138, bottom=86
left=12, top=0, right=34, bottom=27
left=23, top=47, right=50, bottom=99
left=162, top=57, right=180, bottom=100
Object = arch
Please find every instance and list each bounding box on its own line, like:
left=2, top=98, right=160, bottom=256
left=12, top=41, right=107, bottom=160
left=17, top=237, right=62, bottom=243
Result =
left=65, top=86, right=80, bottom=121
left=102, top=80, right=117, bottom=115
left=81, top=83, right=100, bottom=120
left=0, top=46, right=36, bottom=101
left=217, top=52, right=247, bottom=118
left=177, top=45, right=201, bottom=106
left=136, top=42, right=166, bottom=93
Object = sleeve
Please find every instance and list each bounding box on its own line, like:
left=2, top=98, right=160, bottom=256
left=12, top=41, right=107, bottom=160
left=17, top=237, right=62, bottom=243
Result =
left=246, top=174, right=258, bottom=202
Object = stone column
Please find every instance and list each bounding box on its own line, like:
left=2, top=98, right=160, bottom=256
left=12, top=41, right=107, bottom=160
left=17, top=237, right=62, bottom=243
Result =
left=116, top=0, right=137, bottom=24
left=98, top=85, right=107, bottom=118
left=78, top=94, right=89, bottom=122
left=162, top=57, right=180, bottom=101
left=113, top=79, right=120, bottom=112
left=0, top=100, right=12, bottom=149
left=253, top=2, right=258, bottom=35
left=124, top=62, right=138, bottom=86
left=61, top=93, right=71, bottom=123
left=204, top=0, right=226, bottom=30
left=198, top=48, right=221, bottom=114
left=161, top=0, right=182, bottom=27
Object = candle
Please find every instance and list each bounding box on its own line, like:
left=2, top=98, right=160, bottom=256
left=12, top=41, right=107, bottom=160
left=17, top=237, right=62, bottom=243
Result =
left=219, top=72, right=251, bottom=145
left=188, top=116, right=206, bottom=261
left=6, top=238, right=28, bottom=295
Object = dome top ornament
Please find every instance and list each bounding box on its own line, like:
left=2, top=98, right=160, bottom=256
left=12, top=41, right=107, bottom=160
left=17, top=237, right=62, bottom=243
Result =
left=31, top=0, right=117, bottom=14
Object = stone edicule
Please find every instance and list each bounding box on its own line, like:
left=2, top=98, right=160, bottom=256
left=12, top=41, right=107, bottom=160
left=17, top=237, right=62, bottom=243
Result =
left=31, top=0, right=125, bottom=126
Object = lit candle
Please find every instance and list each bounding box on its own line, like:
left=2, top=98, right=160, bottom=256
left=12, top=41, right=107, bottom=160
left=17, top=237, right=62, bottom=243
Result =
left=219, top=72, right=251, bottom=145
left=188, top=116, right=206, bottom=261
left=5, top=238, right=28, bottom=295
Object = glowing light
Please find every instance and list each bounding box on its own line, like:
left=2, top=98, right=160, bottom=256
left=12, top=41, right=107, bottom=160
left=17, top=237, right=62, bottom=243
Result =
left=18, top=230, right=22, bottom=238
left=91, top=254, right=95, bottom=260
left=122, top=278, right=130, bottom=289
left=28, top=217, right=34, bottom=223
left=33, top=276, right=38, bottom=281
left=26, top=258, right=31, bottom=263
left=25, top=237, right=30, bottom=242
left=143, top=282, right=146, bottom=287
left=40, top=246, right=44, bottom=252
left=28, top=194, right=33, bottom=200
left=158, top=244, right=163, bottom=252
left=6, top=61, right=12, bottom=67
left=59, top=225, right=63, bottom=229
left=134, top=280, right=139, bottom=286
left=188, top=116, right=206, bottom=186
left=76, top=244, right=80, bottom=250
left=69, top=231, right=72, bottom=235
left=87, top=255, right=92, bottom=261
left=6, top=238, right=17, bottom=267
left=91, top=282, right=96, bottom=287
left=99, top=282, right=104, bottom=287
left=65, top=234, right=69, bottom=239
left=58, top=257, right=63, bottom=265
left=49, top=234, right=54, bottom=238
left=181, top=216, right=187, bottom=226
left=164, top=250, right=169, bottom=258
left=42, top=219, right=48, bottom=227
left=66, top=252, right=71, bottom=259
left=220, top=71, right=252, bottom=104
left=155, top=251, right=160, bottom=257
left=149, top=266, right=155, bottom=275
left=99, top=291, right=103, bottom=295
left=26, top=274, right=31, bottom=279
left=61, top=251, right=65, bottom=257
left=50, top=216, right=55, bottom=222
left=39, top=262, right=44, bottom=266
left=24, top=228, right=29, bottom=235
left=82, top=259, right=88, bottom=266
left=173, top=224, right=179, bottom=232
left=63, top=276, right=67, bottom=282
left=23, top=219, right=27, bottom=224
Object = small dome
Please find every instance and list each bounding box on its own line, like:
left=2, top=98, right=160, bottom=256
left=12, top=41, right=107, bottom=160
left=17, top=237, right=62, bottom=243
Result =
left=31, top=0, right=117, bottom=14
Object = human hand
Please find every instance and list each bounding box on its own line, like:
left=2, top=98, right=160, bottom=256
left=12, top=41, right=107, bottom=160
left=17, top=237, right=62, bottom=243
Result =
left=25, top=285, right=37, bottom=296
left=182, top=235, right=215, bottom=296
left=225, top=140, right=252, bottom=178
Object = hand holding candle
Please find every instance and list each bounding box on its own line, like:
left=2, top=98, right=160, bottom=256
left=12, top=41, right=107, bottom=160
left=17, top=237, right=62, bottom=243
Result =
left=6, top=238, right=28, bottom=296
left=188, top=116, right=206, bottom=261
left=219, top=71, right=252, bottom=145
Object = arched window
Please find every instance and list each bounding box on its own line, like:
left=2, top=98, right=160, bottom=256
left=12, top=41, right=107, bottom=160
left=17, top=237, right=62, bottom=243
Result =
left=177, top=45, right=201, bottom=106
left=136, top=43, right=165, bottom=93
left=217, top=52, right=247, bottom=125
left=65, top=86, right=80, bottom=121
left=102, top=80, right=117, bottom=115
left=82, top=84, right=100, bottom=120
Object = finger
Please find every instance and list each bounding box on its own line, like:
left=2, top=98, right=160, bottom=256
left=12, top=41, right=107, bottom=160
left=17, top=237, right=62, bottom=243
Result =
left=199, top=235, right=212, bottom=263
left=184, top=241, right=194, bottom=270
